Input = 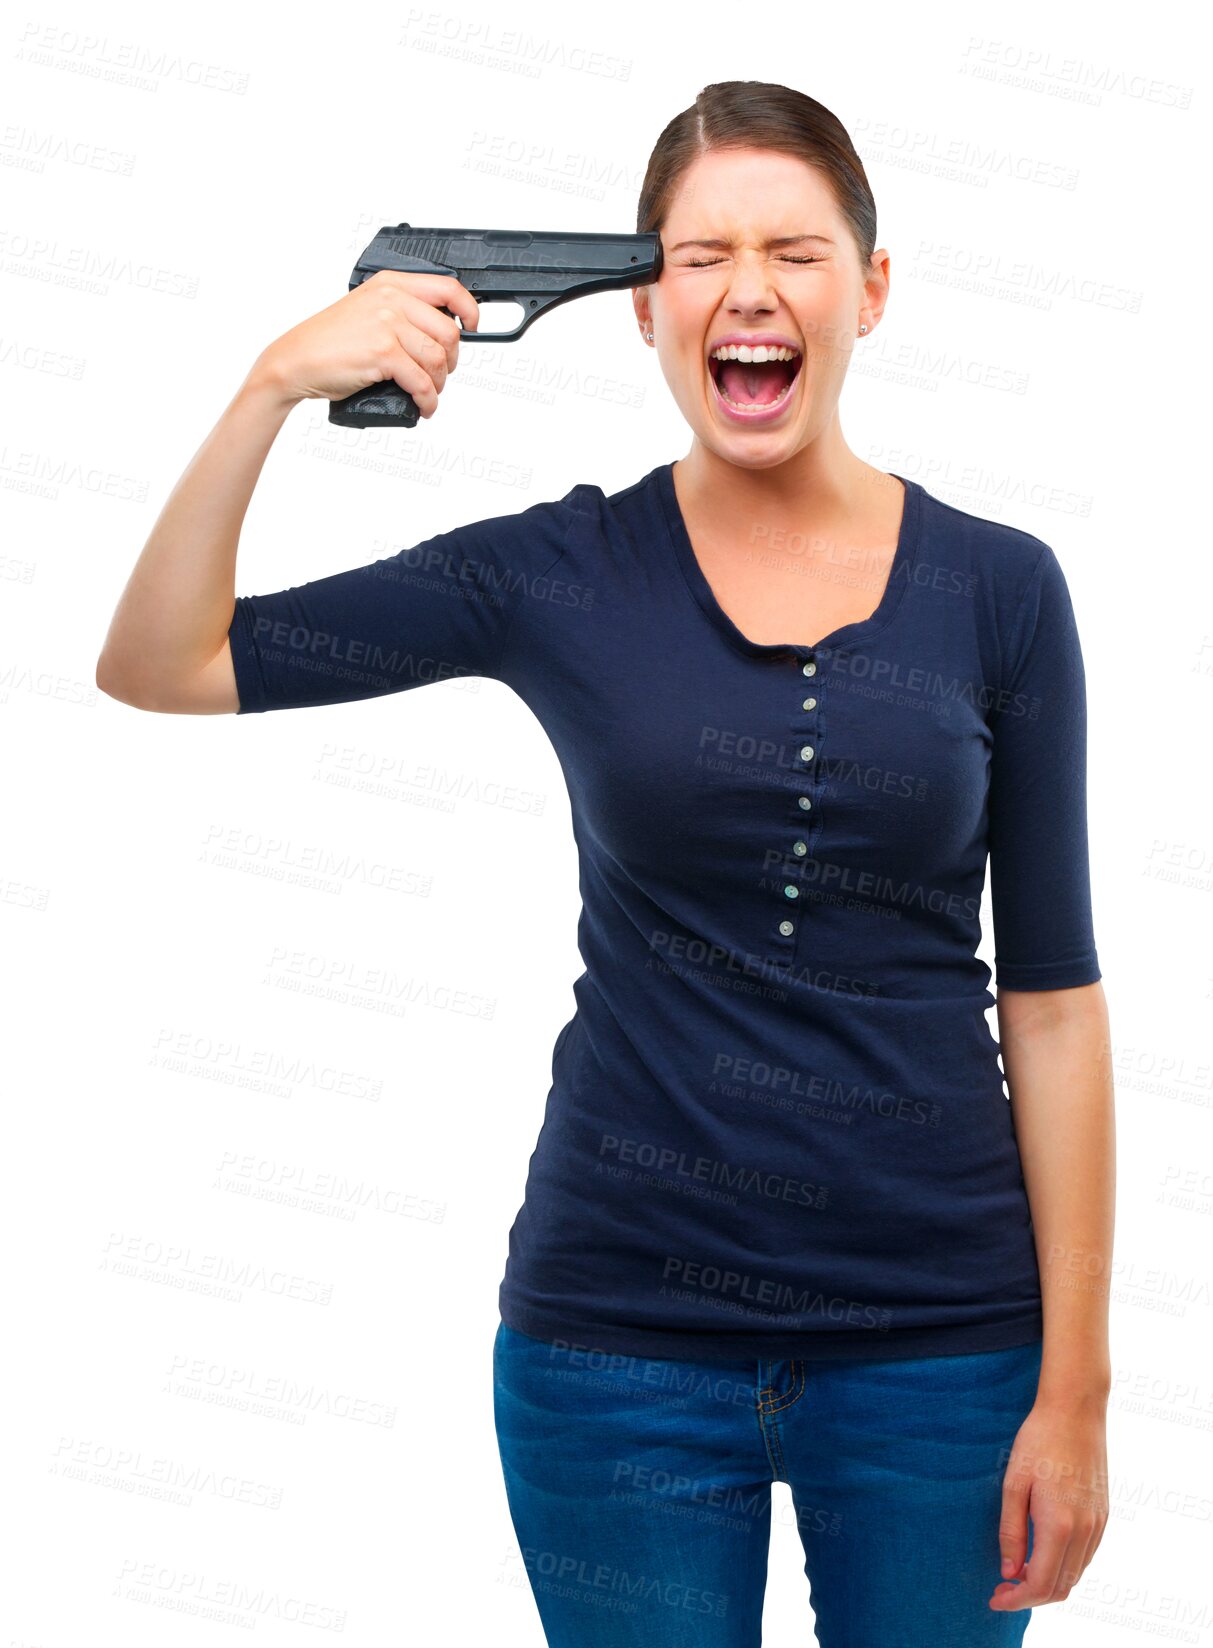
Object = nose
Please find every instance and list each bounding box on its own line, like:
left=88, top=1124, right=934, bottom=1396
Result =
left=721, top=252, right=780, bottom=317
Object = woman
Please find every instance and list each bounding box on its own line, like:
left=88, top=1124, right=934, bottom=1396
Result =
left=97, top=81, right=1113, bottom=1648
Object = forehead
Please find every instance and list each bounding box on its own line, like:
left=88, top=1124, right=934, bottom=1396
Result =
left=664, top=147, right=838, bottom=236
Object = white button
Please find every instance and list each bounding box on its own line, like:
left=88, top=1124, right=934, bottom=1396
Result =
left=802, top=661, right=817, bottom=677
left=779, top=919, right=794, bottom=936
left=798, top=796, right=812, bottom=810
left=792, top=840, right=807, bottom=855
left=802, top=696, right=817, bottom=710
left=800, top=744, right=815, bottom=761
left=783, top=884, right=799, bottom=900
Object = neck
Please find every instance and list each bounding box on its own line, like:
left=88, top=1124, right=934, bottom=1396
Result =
left=675, top=423, right=896, bottom=532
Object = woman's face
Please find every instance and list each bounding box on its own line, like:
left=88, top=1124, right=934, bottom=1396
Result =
left=635, top=146, right=889, bottom=471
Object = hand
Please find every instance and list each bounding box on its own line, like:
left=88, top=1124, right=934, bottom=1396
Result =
left=990, top=1393, right=1109, bottom=1610
left=250, top=270, right=481, bottom=418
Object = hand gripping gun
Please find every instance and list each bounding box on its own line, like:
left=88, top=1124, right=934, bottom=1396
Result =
left=328, top=224, right=664, bottom=429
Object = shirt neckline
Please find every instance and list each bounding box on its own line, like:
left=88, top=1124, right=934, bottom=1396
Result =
left=654, top=458, right=924, bottom=657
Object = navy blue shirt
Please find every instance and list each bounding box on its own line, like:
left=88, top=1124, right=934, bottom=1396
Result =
left=228, top=460, right=1100, bottom=1362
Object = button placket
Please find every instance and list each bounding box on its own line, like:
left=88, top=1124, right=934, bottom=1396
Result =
left=774, top=653, right=822, bottom=945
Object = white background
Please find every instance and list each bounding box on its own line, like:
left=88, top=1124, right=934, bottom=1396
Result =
left=3, top=0, right=1209, bottom=1642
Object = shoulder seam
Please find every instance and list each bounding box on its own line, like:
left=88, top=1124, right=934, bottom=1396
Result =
left=918, top=484, right=1052, bottom=554
left=605, top=468, right=662, bottom=507
left=1000, top=541, right=1051, bottom=694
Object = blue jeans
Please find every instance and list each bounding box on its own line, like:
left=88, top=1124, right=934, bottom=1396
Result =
left=493, top=1321, right=1041, bottom=1646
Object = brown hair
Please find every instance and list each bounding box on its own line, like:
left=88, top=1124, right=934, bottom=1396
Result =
left=637, top=81, right=877, bottom=272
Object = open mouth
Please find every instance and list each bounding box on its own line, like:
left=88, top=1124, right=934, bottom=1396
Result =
left=708, top=349, right=803, bottom=414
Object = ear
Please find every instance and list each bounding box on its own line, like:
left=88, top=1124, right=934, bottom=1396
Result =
left=862, top=248, right=892, bottom=333
left=632, top=287, right=651, bottom=333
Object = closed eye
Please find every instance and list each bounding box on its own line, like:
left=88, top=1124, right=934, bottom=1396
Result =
left=684, top=255, right=826, bottom=268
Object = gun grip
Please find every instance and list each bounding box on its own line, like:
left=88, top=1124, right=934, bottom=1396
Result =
left=328, top=382, right=421, bottom=429
left=327, top=304, right=457, bottom=429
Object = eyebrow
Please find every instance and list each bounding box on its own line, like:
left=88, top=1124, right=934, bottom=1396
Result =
left=667, top=233, right=836, bottom=252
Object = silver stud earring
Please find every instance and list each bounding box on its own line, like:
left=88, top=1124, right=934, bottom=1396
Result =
left=859, top=324, right=868, bottom=334
left=646, top=331, right=653, bottom=341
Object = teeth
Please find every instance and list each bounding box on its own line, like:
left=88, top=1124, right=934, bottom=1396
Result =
left=709, top=343, right=800, bottom=363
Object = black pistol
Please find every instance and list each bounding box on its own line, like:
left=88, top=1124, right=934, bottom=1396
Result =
left=328, top=224, right=663, bottom=429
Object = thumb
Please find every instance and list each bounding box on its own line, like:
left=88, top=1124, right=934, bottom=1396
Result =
left=998, top=1471, right=1031, bottom=1577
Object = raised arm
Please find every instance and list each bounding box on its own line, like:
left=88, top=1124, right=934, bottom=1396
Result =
left=95, top=272, right=479, bottom=715
left=96, top=369, right=295, bottom=714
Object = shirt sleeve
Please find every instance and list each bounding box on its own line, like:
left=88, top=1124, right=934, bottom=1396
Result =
left=987, top=542, right=1102, bottom=990
left=227, top=495, right=575, bottom=714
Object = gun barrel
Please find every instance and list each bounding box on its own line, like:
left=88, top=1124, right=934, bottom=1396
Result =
left=354, top=224, right=662, bottom=296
